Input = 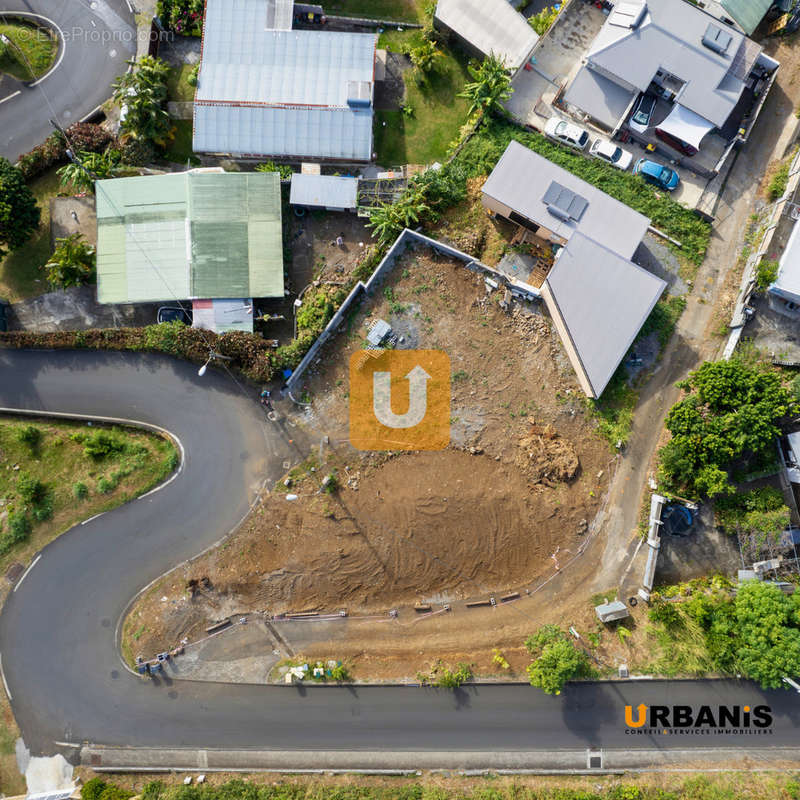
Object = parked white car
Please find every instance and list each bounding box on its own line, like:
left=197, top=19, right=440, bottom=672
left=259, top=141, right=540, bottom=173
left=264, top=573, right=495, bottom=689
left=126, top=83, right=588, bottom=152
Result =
left=544, top=118, right=589, bottom=150
left=589, top=137, right=633, bottom=170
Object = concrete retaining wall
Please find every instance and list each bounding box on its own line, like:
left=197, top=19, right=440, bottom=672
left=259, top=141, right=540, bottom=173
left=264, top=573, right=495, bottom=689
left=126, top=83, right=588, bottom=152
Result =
left=285, top=229, right=540, bottom=394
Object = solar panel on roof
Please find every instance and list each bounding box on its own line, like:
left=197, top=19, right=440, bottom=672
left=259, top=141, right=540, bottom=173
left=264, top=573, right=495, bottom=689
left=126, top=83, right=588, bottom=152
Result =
left=702, top=23, right=733, bottom=54
left=542, top=181, right=588, bottom=222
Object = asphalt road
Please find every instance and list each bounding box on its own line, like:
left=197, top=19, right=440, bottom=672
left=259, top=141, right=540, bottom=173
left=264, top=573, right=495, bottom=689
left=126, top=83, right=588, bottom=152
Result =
left=0, top=0, right=135, bottom=163
left=2, top=349, right=800, bottom=761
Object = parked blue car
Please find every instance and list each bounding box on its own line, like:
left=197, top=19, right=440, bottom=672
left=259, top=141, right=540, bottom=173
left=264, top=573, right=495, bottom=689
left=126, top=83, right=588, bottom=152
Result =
left=633, top=158, right=680, bottom=191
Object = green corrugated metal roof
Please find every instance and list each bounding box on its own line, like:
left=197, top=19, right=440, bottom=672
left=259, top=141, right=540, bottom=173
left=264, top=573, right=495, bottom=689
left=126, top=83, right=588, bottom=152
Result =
left=720, top=0, right=771, bottom=35
left=96, top=171, right=283, bottom=304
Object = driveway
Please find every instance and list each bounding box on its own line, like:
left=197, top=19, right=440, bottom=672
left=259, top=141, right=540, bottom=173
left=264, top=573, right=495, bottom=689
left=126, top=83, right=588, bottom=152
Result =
left=0, top=0, right=135, bottom=163
left=2, top=349, right=800, bottom=768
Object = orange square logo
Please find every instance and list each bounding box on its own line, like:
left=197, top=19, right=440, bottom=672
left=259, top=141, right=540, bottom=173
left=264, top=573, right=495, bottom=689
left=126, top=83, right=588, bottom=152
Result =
left=349, top=349, right=450, bottom=451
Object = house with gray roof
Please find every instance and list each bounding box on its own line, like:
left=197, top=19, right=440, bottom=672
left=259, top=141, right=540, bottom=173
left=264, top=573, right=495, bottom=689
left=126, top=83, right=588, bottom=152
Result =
left=193, top=0, right=377, bottom=162
left=562, top=0, right=772, bottom=144
left=434, top=0, right=538, bottom=74
left=481, top=141, right=666, bottom=398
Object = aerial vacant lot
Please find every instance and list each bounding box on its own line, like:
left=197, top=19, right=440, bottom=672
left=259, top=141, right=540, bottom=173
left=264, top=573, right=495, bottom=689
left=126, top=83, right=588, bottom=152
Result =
left=126, top=244, right=615, bottom=669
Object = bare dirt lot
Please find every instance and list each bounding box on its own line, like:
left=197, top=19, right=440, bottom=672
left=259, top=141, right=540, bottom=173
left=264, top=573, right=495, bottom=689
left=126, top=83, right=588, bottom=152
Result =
left=127, top=245, right=615, bottom=670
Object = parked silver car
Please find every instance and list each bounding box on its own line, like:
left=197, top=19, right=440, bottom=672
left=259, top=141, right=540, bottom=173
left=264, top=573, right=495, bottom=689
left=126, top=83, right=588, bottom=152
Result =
left=544, top=118, right=590, bottom=150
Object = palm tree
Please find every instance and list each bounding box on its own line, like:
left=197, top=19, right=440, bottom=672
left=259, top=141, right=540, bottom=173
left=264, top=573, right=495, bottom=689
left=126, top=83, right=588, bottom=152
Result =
left=113, top=56, right=171, bottom=145
left=57, top=150, right=120, bottom=193
left=458, top=53, right=512, bottom=117
left=367, top=188, right=431, bottom=246
left=45, top=233, right=96, bottom=288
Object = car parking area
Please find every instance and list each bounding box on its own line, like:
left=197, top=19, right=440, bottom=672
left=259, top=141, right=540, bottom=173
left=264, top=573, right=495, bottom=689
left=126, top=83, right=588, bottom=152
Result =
left=506, top=1, right=606, bottom=129
left=621, top=134, right=713, bottom=209
left=623, top=94, right=730, bottom=177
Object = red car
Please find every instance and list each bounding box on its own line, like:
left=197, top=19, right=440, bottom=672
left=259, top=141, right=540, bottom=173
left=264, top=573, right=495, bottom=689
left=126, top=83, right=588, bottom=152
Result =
left=655, top=128, right=698, bottom=157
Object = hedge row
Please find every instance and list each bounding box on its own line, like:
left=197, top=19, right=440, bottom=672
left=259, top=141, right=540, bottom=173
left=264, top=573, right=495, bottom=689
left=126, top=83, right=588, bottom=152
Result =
left=0, top=279, right=360, bottom=384
left=0, top=324, right=276, bottom=383
left=17, top=123, right=112, bottom=181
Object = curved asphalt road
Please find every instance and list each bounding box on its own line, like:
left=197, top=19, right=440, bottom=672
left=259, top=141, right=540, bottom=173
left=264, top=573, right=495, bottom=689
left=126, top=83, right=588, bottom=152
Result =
left=0, top=0, right=135, bottom=163
left=2, top=350, right=800, bottom=761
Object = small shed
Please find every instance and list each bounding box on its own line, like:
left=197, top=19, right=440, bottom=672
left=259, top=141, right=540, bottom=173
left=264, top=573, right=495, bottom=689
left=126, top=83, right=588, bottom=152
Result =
left=193, top=298, right=254, bottom=334
left=366, top=318, right=392, bottom=346
left=595, top=600, right=630, bottom=623
left=289, top=173, right=359, bottom=212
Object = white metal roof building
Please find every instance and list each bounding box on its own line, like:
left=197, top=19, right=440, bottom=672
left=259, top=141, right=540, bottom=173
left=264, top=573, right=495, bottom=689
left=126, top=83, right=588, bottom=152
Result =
left=434, top=0, right=538, bottom=73
left=289, top=173, right=358, bottom=210
left=193, top=0, right=377, bottom=161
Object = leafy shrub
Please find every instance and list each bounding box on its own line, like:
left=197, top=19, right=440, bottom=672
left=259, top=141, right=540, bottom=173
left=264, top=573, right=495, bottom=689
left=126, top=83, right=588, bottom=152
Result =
left=715, top=486, right=789, bottom=544
left=435, top=662, right=472, bottom=688
left=255, top=161, right=293, bottom=180
left=97, top=477, right=115, bottom=494
left=187, top=64, right=199, bottom=87
left=525, top=624, right=592, bottom=694
left=73, top=481, right=89, bottom=500
left=115, top=136, right=156, bottom=167
left=82, top=778, right=108, bottom=800
left=17, top=471, right=47, bottom=505
left=648, top=599, right=681, bottom=627
left=768, top=159, right=791, bottom=201
left=529, top=5, right=560, bottom=35
left=329, top=663, right=350, bottom=681
left=0, top=512, right=32, bottom=554
left=67, top=122, right=113, bottom=153
left=17, top=124, right=111, bottom=181
left=31, top=495, right=53, bottom=521
left=80, top=429, right=126, bottom=460
left=156, top=0, right=204, bottom=35
left=755, top=258, right=779, bottom=290
left=16, top=424, right=41, bottom=449
left=45, top=233, right=96, bottom=288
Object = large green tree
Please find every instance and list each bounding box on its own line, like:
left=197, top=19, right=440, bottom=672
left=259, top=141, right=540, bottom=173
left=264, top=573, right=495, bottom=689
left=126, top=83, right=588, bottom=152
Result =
left=525, top=624, right=592, bottom=695
left=659, top=359, right=798, bottom=498
left=733, top=581, right=800, bottom=689
left=0, top=157, right=40, bottom=258
left=458, top=53, right=512, bottom=117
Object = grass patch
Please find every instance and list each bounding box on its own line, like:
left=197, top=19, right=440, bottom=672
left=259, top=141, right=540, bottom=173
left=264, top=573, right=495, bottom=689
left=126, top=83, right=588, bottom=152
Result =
left=0, top=20, right=57, bottom=81
left=163, top=119, right=200, bottom=165
left=323, top=0, right=423, bottom=21
left=166, top=63, right=197, bottom=103
left=0, top=416, right=178, bottom=576
left=0, top=167, right=62, bottom=301
left=767, top=157, right=791, bottom=201
left=373, top=36, right=471, bottom=165
left=454, top=117, right=712, bottom=266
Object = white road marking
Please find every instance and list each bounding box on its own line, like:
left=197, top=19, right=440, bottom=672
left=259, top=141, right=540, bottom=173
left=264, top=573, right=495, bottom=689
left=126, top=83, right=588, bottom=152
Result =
left=0, top=653, right=11, bottom=701
left=14, top=554, right=41, bottom=593
left=0, top=91, right=20, bottom=105
left=81, top=512, right=106, bottom=526
left=54, top=740, right=80, bottom=747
